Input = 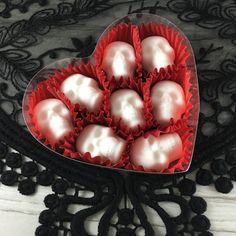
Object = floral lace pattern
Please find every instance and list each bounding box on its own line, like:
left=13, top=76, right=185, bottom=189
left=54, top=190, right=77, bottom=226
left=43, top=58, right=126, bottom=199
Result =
left=0, top=0, right=235, bottom=235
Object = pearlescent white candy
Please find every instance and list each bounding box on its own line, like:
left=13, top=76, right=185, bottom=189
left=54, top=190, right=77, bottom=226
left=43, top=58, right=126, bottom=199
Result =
left=102, top=41, right=136, bottom=79
left=60, top=74, right=103, bottom=112
left=151, top=81, right=186, bottom=126
left=142, top=36, right=175, bottom=72
left=33, top=99, right=73, bottom=145
left=130, top=133, right=183, bottom=171
left=110, top=89, right=145, bottom=128
left=76, top=124, right=126, bottom=163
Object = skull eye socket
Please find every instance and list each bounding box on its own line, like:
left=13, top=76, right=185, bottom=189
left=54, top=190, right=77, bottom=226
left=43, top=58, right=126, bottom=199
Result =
left=157, top=91, right=164, bottom=98
left=67, top=91, right=75, bottom=100
left=127, top=97, right=134, bottom=105
left=148, top=136, right=157, bottom=146
left=76, top=79, right=82, bottom=86
left=144, top=46, right=152, bottom=56
left=54, top=104, right=63, bottom=113
left=122, top=50, right=129, bottom=58
left=155, top=42, right=162, bottom=49
left=88, top=144, right=94, bottom=152
left=94, top=127, right=102, bottom=138
left=115, top=101, right=122, bottom=111
left=39, top=111, right=48, bottom=120
left=170, top=91, right=177, bottom=101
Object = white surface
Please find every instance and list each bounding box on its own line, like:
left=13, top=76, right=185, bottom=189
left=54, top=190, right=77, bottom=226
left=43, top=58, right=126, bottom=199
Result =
left=0, top=178, right=236, bottom=235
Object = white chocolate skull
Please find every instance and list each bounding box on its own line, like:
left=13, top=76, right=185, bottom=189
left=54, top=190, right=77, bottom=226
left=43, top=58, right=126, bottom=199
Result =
left=76, top=124, right=126, bottom=163
left=102, top=41, right=136, bottom=79
left=110, top=89, right=145, bottom=128
left=151, top=81, right=186, bottom=126
left=142, top=36, right=175, bottom=72
left=60, top=74, right=103, bottom=112
left=130, top=133, right=182, bottom=171
left=33, top=99, right=73, bottom=145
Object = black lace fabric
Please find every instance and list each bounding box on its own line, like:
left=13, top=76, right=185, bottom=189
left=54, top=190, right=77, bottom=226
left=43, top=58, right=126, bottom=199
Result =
left=0, top=0, right=235, bottom=235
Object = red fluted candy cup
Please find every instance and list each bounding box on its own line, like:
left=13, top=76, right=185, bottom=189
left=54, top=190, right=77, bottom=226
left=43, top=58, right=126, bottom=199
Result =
left=46, top=62, right=110, bottom=118
left=125, top=124, right=193, bottom=173
left=145, top=65, right=192, bottom=133
left=101, top=76, right=152, bottom=139
left=94, top=22, right=142, bottom=80
left=25, top=77, right=83, bottom=150
left=138, top=22, right=190, bottom=70
left=61, top=124, right=131, bottom=168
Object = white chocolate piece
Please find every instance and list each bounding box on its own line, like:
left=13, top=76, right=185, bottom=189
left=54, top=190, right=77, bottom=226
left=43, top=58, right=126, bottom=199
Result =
left=102, top=41, right=136, bottom=79
left=76, top=124, right=126, bottom=163
left=130, top=133, right=183, bottom=171
left=110, top=89, right=145, bottom=128
left=142, top=36, right=175, bottom=72
left=60, top=74, right=103, bottom=112
left=33, top=99, right=73, bottom=145
left=151, top=81, right=186, bottom=126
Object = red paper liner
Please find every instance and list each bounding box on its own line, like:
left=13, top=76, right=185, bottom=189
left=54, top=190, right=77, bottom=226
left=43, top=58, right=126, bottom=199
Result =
left=26, top=80, right=82, bottom=150
left=47, top=62, right=110, bottom=118
left=125, top=124, right=193, bottom=173
left=101, top=76, right=153, bottom=138
left=147, top=65, right=193, bottom=132
left=138, top=22, right=190, bottom=74
left=61, top=123, right=131, bottom=168
left=94, top=22, right=142, bottom=80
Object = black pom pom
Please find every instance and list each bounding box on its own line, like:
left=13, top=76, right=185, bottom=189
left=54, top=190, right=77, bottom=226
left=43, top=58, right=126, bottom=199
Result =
left=196, top=169, right=213, bottom=186
left=178, top=178, right=196, bottom=196
left=116, top=228, right=135, bottom=236
left=35, top=225, right=57, bottom=236
left=211, top=159, right=228, bottom=175
left=6, top=152, right=22, bottom=168
left=37, top=170, right=54, bottom=186
left=215, top=177, right=233, bottom=193
left=118, top=209, right=134, bottom=225
left=52, top=179, right=69, bottom=194
left=189, top=197, right=207, bottom=214
left=44, top=194, right=59, bottom=209
left=21, top=161, right=39, bottom=177
left=229, top=167, right=236, bottom=181
left=39, top=210, right=55, bottom=225
left=18, top=179, right=36, bottom=195
left=226, top=150, right=236, bottom=166
left=191, top=215, right=210, bottom=231
left=1, top=170, right=18, bottom=186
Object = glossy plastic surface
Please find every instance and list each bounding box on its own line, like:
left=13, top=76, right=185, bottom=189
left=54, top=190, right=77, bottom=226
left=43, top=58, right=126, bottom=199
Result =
left=23, top=13, right=200, bottom=174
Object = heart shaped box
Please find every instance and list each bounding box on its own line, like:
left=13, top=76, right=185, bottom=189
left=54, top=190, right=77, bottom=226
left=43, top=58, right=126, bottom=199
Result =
left=22, top=14, right=199, bottom=174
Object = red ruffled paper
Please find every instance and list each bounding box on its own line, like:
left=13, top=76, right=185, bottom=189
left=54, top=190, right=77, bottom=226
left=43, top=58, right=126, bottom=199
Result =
left=48, top=62, right=110, bottom=118
left=61, top=123, right=131, bottom=168
left=94, top=22, right=142, bottom=79
left=145, top=64, right=192, bottom=133
left=138, top=22, right=189, bottom=72
left=125, top=124, right=193, bottom=173
left=100, top=76, right=153, bottom=139
left=26, top=80, right=82, bottom=150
